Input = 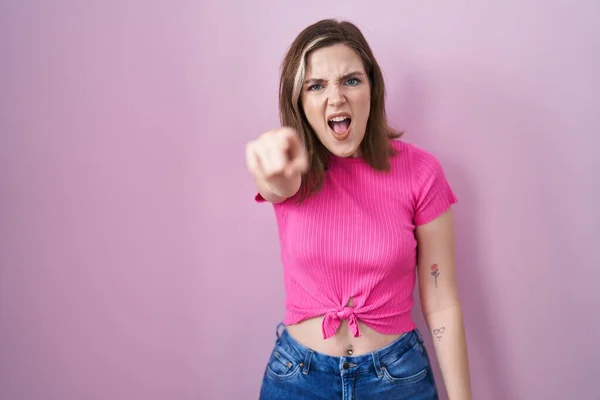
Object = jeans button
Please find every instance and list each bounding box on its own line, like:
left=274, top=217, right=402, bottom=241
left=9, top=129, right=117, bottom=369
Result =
left=343, top=362, right=350, bottom=370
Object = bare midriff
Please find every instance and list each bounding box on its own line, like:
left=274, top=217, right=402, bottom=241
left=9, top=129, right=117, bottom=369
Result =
left=285, top=298, right=403, bottom=357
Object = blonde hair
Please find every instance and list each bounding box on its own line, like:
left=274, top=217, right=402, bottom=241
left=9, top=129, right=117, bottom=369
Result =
left=291, top=36, right=327, bottom=115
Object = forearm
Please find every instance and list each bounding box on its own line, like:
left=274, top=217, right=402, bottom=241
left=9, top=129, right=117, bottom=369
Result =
left=254, top=171, right=301, bottom=203
left=424, top=304, right=472, bottom=400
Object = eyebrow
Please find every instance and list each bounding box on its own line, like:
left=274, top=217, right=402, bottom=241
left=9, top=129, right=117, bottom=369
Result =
left=304, top=71, right=365, bottom=86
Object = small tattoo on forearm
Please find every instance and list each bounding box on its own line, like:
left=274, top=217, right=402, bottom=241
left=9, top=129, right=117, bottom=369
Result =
left=433, top=327, right=445, bottom=341
left=430, top=264, right=440, bottom=288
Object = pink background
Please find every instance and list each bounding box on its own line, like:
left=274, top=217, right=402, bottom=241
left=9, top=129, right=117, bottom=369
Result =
left=1, top=1, right=598, bottom=399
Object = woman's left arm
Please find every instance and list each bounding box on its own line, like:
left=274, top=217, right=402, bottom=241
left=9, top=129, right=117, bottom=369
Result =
left=416, top=208, right=472, bottom=400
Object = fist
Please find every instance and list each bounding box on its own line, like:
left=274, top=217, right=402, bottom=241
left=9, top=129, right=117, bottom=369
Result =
left=245, top=127, right=309, bottom=180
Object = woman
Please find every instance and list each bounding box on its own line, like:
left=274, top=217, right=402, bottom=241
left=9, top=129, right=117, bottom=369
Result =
left=246, top=19, right=472, bottom=399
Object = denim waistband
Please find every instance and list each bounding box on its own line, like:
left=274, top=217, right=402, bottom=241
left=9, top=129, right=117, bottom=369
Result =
left=273, top=323, right=422, bottom=377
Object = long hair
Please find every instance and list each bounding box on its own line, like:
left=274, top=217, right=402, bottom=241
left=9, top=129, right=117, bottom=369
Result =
left=279, top=19, right=402, bottom=201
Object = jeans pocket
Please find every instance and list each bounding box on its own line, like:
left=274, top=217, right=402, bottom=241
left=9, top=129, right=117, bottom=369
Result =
left=381, top=340, right=429, bottom=385
left=265, top=345, right=302, bottom=381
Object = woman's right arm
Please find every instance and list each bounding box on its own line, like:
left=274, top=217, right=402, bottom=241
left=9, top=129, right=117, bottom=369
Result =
left=246, top=127, right=308, bottom=203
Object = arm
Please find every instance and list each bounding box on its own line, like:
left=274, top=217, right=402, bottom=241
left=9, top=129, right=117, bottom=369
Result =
left=416, top=208, right=472, bottom=400
left=252, top=171, right=301, bottom=204
left=245, top=127, right=307, bottom=203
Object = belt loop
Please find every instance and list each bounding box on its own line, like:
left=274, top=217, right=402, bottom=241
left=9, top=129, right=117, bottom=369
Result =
left=302, top=350, right=313, bottom=375
left=415, top=328, right=424, bottom=343
left=276, top=322, right=285, bottom=339
left=371, top=351, right=383, bottom=378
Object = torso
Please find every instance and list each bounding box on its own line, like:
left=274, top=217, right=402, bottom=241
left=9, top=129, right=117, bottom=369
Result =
left=285, top=298, right=403, bottom=357
left=264, top=141, right=441, bottom=355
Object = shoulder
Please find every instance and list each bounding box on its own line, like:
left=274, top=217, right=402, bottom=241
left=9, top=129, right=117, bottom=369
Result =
left=394, top=140, right=457, bottom=225
left=389, top=139, right=443, bottom=172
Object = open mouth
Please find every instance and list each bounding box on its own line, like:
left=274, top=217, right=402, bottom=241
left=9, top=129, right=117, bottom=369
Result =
left=327, top=115, right=352, bottom=137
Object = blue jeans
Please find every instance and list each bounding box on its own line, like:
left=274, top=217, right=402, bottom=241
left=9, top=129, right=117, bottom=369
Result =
left=259, top=323, right=439, bottom=399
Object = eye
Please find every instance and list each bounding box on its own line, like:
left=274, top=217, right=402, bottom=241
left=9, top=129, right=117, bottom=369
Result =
left=308, top=84, right=323, bottom=91
left=345, top=78, right=360, bottom=86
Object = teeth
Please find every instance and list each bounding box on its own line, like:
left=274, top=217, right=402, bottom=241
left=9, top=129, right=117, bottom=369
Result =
left=329, top=116, right=349, bottom=122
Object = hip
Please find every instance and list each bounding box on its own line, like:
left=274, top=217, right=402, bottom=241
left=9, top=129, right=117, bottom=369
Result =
left=259, top=323, right=438, bottom=400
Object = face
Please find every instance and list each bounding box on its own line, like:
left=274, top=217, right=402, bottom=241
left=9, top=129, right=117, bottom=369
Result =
left=300, top=43, right=371, bottom=158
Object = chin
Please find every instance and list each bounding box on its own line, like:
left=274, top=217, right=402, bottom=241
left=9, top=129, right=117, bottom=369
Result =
left=327, top=142, right=361, bottom=158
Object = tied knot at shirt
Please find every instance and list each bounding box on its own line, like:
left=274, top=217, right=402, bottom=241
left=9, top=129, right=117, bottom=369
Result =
left=322, top=305, right=359, bottom=339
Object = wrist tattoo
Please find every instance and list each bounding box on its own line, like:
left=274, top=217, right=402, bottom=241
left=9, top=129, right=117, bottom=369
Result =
left=430, top=264, right=440, bottom=288
left=433, top=326, right=445, bottom=341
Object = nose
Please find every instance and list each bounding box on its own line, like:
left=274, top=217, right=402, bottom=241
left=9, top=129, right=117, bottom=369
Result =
left=327, top=85, right=346, bottom=107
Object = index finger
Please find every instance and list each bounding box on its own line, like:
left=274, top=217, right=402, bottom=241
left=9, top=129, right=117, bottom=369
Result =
left=287, top=136, right=308, bottom=173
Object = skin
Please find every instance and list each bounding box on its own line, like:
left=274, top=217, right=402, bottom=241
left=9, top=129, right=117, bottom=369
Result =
left=416, top=210, right=472, bottom=399
left=300, top=43, right=371, bottom=159
left=245, top=127, right=307, bottom=203
left=246, top=43, right=471, bottom=399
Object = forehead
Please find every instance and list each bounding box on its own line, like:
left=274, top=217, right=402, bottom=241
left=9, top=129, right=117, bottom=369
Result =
left=304, top=43, right=365, bottom=78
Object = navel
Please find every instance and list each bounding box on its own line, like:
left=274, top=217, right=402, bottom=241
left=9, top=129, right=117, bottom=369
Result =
left=346, top=344, right=353, bottom=355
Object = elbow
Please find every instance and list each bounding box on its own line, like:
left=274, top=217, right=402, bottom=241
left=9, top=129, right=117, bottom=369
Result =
left=421, top=297, right=463, bottom=318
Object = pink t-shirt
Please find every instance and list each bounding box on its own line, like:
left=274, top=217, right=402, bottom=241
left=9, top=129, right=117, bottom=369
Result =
left=255, top=139, right=457, bottom=339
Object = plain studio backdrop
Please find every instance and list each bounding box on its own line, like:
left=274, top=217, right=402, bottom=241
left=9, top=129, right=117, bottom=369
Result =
left=1, top=1, right=598, bottom=399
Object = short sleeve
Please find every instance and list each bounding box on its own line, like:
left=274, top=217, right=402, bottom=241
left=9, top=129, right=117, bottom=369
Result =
left=255, top=192, right=266, bottom=203
left=411, top=145, right=458, bottom=226
left=254, top=190, right=298, bottom=205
